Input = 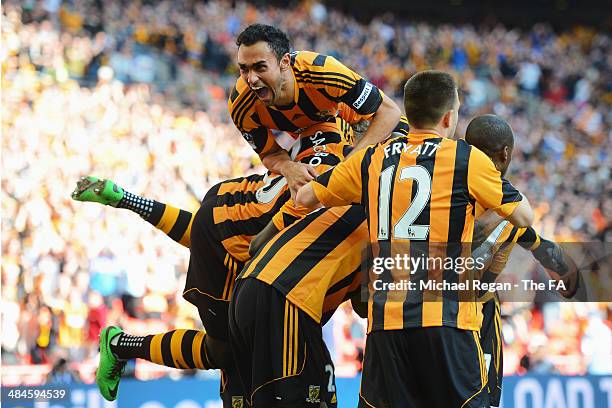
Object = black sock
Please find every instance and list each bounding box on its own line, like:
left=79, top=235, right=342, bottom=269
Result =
left=116, top=191, right=156, bottom=221
left=110, top=333, right=150, bottom=361
left=109, top=330, right=213, bottom=369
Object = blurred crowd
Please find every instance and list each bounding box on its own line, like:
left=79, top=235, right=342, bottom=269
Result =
left=2, top=0, right=610, bottom=382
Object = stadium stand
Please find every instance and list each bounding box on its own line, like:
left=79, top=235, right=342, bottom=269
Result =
left=2, top=0, right=610, bottom=392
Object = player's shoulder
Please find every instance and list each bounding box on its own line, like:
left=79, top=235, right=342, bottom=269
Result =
left=392, top=116, right=410, bottom=137
left=228, top=77, right=256, bottom=113
left=291, top=50, right=352, bottom=75
left=291, top=51, right=324, bottom=71
left=464, top=142, right=496, bottom=166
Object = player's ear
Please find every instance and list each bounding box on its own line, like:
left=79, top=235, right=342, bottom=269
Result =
left=442, top=110, right=452, bottom=129
left=279, top=53, right=291, bottom=70
left=502, top=145, right=510, bottom=163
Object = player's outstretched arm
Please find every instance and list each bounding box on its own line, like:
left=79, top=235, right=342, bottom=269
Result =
left=296, top=148, right=367, bottom=209
left=517, top=228, right=582, bottom=298
left=505, top=195, right=534, bottom=227
left=71, top=176, right=194, bottom=248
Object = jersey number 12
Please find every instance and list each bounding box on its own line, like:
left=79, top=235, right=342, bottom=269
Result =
left=378, top=165, right=431, bottom=240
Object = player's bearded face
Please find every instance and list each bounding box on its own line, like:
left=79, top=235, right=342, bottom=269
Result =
left=237, top=42, right=289, bottom=106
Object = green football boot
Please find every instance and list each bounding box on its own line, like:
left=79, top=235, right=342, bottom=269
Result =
left=71, top=176, right=124, bottom=206
left=96, top=326, right=126, bottom=401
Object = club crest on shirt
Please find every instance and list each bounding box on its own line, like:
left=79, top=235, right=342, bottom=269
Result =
left=315, top=109, right=339, bottom=121
left=231, top=396, right=244, bottom=408
left=306, top=385, right=321, bottom=403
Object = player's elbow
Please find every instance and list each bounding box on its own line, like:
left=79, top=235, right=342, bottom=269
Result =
left=506, top=198, right=534, bottom=227
left=249, top=230, right=271, bottom=257
left=350, top=296, right=368, bottom=319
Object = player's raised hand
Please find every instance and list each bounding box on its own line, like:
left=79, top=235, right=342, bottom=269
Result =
left=280, top=161, right=318, bottom=201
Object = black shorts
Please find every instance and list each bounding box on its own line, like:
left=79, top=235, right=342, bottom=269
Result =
left=181, top=183, right=246, bottom=408
left=229, top=278, right=337, bottom=408
left=183, top=181, right=245, bottom=342
left=359, top=327, right=489, bottom=408
left=220, top=365, right=248, bottom=408
left=480, top=295, right=503, bottom=407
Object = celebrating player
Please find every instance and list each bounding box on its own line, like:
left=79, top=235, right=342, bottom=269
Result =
left=74, top=137, right=349, bottom=406
left=296, top=70, right=534, bottom=407
left=230, top=24, right=401, bottom=200
left=228, top=111, right=583, bottom=408
left=464, top=115, right=581, bottom=408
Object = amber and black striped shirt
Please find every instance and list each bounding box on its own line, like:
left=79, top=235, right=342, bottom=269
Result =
left=213, top=132, right=350, bottom=262
left=239, top=205, right=367, bottom=324
left=228, top=50, right=386, bottom=156
left=311, top=133, right=523, bottom=332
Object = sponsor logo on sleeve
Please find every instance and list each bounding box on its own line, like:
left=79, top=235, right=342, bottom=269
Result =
left=353, top=82, right=373, bottom=109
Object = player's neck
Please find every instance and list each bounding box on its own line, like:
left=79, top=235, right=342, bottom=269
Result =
left=408, top=127, right=445, bottom=138
left=274, top=70, right=297, bottom=106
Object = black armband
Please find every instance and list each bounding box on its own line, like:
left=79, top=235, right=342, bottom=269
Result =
left=341, top=79, right=383, bottom=115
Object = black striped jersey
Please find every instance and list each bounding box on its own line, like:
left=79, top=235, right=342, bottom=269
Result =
left=228, top=50, right=386, bottom=156
left=239, top=205, right=367, bottom=325
left=215, top=115, right=409, bottom=262
left=311, top=133, right=523, bottom=332
left=214, top=132, right=350, bottom=262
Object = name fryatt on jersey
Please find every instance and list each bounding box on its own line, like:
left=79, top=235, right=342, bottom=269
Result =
left=383, top=140, right=441, bottom=158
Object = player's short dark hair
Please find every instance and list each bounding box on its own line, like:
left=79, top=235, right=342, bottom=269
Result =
left=403, top=71, right=457, bottom=128
left=465, top=114, right=514, bottom=156
left=236, top=24, right=291, bottom=61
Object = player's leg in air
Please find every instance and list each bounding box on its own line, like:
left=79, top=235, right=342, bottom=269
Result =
left=96, top=326, right=218, bottom=401
left=72, top=178, right=219, bottom=400
left=74, top=175, right=255, bottom=405
left=74, top=172, right=295, bottom=405
left=72, top=176, right=193, bottom=248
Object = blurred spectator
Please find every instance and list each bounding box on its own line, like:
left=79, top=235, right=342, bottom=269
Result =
left=47, top=357, right=79, bottom=384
